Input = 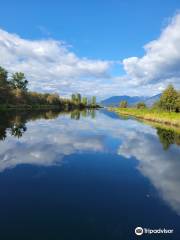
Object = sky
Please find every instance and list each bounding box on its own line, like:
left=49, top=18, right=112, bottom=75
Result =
left=0, top=0, right=180, bottom=99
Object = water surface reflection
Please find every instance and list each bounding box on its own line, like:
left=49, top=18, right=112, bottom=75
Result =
left=0, top=109, right=180, bottom=239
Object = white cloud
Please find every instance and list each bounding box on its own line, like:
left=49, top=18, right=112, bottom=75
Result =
left=0, top=13, right=180, bottom=98
left=122, top=13, right=180, bottom=91
left=0, top=28, right=112, bottom=96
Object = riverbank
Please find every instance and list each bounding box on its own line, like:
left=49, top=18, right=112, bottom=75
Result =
left=110, top=108, right=180, bottom=127
left=0, top=104, right=100, bottom=112
left=0, top=104, right=61, bottom=111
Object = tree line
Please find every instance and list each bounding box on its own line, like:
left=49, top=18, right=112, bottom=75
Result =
left=0, top=66, right=98, bottom=110
left=119, top=84, right=180, bottom=112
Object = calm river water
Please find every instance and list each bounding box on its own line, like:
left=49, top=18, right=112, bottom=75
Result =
left=0, top=109, right=179, bottom=239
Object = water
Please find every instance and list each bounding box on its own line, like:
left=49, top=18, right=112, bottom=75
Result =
left=0, top=109, right=180, bottom=240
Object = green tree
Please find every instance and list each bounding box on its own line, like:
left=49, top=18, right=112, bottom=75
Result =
left=71, top=94, right=76, bottom=103
left=76, top=93, right=81, bottom=104
left=119, top=100, right=128, bottom=108
left=82, top=96, right=87, bottom=105
left=0, top=66, right=13, bottom=104
left=137, top=102, right=146, bottom=109
left=159, top=84, right=178, bottom=112
left=10, top=72, right=28, bottom=91
left=0, top=66, right=8, bottom=87
left=91, top=96, right=96, bottom=106
left=175, top=91, right=180, bottom=112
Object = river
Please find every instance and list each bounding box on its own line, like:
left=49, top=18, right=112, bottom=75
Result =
left=0, top=109, right=179, bottom=239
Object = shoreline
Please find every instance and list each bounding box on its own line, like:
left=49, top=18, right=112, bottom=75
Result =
left=0, top=104, right=100, bottom=112
left=110, top=108, right=180, bottom=127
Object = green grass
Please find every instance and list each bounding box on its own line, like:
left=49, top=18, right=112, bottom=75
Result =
left=110, top=107, right=180, bottom=127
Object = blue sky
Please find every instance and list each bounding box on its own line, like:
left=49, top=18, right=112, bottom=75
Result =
left=0, top=0, right=180, bottom=98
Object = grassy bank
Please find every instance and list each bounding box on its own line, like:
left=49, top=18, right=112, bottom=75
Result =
left=111, top=108, right=180, bottom=127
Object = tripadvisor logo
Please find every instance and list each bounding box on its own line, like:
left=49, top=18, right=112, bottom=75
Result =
left=135, top=226, right=174, bottom=236
left=135, top=227, right=143, bottom=236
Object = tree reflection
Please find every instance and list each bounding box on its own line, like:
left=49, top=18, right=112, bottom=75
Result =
left=71, top=110, right=81, bottom=120
left=0, top=127, right=7, bottom=140
left=89, top=109, right=96, bottom=119
left=156, top=127, right=180, bottom=150
left=70, top=109, right=96, bottom=120
left=0, top=109, right=98, bottom=141
left=10, top=123, right=27, bottom=138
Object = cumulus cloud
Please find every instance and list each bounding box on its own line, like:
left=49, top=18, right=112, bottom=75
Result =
left=0, top=13, right=180, bottom=97
left=122, top=13, right=180, bottom=90
left=0, top=28, right=112, bottom=96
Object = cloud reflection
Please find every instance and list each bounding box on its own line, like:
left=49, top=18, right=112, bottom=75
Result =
left=0, top=110, right=180, bottom=215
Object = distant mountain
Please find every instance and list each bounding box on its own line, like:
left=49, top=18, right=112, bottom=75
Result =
left=144, top=94, right=161, bottom=106
left=100, top=95, right=147, bottom=107
left=101, top=94, right=161, bottom=107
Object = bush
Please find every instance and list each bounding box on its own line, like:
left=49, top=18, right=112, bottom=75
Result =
left=119, top=100, right=128, bottom=108
left=137, top=102, right=146, bottom=109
